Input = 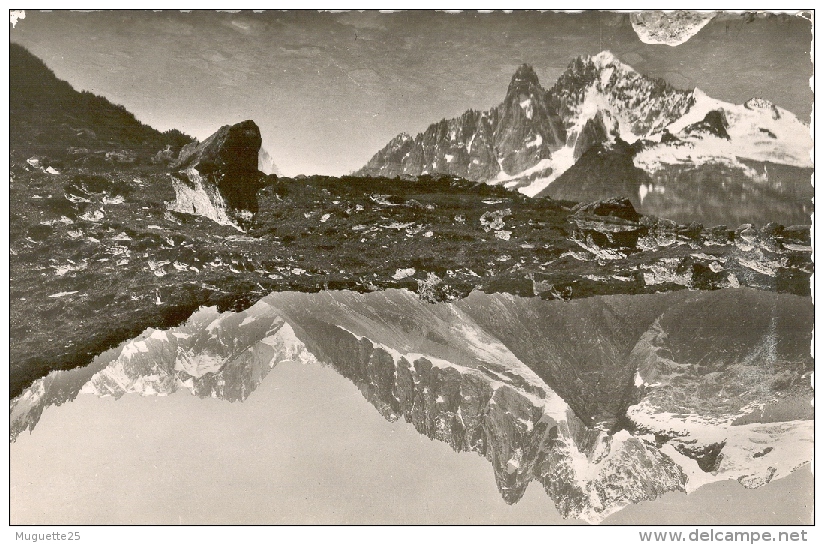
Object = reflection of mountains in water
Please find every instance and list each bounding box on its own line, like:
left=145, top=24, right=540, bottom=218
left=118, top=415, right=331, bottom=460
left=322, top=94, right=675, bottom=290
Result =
left=541, top=147, right=812, bottom=228
left=638, top=161, right=813, bottom=227
left=10, top=288, right=813, bottom=523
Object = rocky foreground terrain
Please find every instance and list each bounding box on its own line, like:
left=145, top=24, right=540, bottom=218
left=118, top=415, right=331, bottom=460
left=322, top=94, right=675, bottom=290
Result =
left=10, top=42, right=812, bottom=400
left=9, top=124, right=812, bottom=399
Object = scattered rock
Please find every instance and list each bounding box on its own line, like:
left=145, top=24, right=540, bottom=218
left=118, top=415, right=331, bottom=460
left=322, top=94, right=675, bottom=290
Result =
left=480, top=209, right=511, bottom=231
left=760, top=222, right=784, bottom=238
left=708, top=225, right=733, bottom=244
left=678, top=222, right=704, bottom=240
left=153, top=145, right=175, bottom=164
left=572, top=197, right=641, bottom=223
left=737, top=224, right=759, bottom=240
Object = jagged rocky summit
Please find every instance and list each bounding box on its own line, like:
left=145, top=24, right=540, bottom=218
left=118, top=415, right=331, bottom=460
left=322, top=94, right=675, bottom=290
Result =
left=356, top=62, right=567, bottom=183
left=357, top=51, right=812, bottom=226
left=170, top=120, right=266, bottom=227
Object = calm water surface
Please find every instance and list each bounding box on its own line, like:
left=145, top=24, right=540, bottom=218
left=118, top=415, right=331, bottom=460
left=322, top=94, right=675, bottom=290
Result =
left=10, top=359, right=812, bottom=525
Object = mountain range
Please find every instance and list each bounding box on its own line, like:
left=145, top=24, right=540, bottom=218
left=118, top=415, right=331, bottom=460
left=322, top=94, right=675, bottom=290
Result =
left=357, top=51, right=813, bottom=226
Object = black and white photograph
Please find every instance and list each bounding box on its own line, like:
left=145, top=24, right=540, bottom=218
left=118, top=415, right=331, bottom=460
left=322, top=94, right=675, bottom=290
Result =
left=7, top=8, right=815, bottom=530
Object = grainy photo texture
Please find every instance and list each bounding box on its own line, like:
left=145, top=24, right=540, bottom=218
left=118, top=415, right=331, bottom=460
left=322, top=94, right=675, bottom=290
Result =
left=8, top=10, right=814, bottom=525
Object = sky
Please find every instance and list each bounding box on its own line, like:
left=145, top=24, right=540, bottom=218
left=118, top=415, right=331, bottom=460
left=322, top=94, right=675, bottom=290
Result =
left=9, top=10, right=813, bottom=176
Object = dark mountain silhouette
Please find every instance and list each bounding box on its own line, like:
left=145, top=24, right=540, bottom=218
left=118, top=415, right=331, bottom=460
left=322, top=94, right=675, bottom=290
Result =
left=9, top=43, right=193, bottom=161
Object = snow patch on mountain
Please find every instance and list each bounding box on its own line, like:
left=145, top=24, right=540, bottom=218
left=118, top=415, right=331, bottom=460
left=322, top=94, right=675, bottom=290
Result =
left=493, top=157, right=551, bottom=184
left=629, top=399, right=812, bottom=493
left=517, top=147, right=576, bottom=197
left=577, top=52, right=694, bottom=138
left=634, top=147, right=767, bottom=180
left=645, top=89, right=813, bottom=170
left=519, top=96, right=534, bottom=119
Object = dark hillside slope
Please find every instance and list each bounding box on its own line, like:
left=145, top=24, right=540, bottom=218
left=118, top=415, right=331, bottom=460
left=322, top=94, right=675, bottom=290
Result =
left=9, top=43, right=192, bottom=161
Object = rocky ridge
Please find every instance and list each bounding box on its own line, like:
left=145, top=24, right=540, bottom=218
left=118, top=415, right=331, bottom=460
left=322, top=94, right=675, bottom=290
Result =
left=9, top=43, right=193, bottom=166
left=357, top=51, right=812, bottom=226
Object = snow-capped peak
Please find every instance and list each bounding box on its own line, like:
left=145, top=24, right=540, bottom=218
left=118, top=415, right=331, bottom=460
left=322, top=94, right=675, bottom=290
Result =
left=590, top=50, right=621, bottom=69
left=359, top=50, right=811, bottom=201
left=636, top=86, right=813, bottom=171
left=744, top=97, right=781, bottom=119
left=587, top=50, right=643, bottom=82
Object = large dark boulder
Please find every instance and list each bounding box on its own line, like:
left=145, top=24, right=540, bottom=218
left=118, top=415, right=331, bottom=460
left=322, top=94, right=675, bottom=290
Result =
left=172, top=120, right=265, bottom=216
